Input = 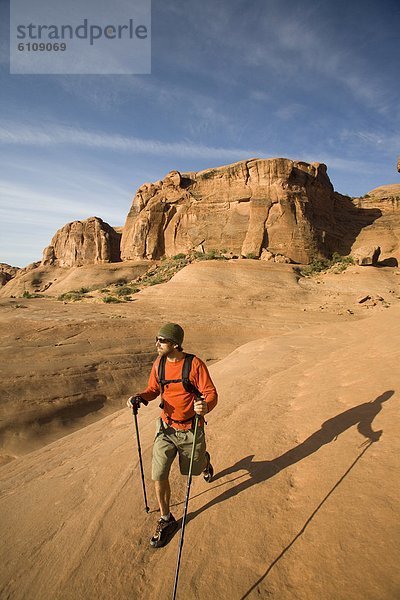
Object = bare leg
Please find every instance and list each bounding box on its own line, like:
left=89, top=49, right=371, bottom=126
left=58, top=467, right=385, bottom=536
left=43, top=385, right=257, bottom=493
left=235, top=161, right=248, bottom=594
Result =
left=155, top=479, right=171, bottom=516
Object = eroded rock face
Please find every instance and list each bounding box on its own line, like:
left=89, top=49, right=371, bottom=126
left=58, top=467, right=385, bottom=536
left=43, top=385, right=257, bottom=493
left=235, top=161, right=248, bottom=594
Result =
left=0, top=264, right=20, bottom=286
left=353, top=246, right=381, bottom=266
left=354, top=185, right=400, bottom=212
left=41, top=217, right=121, bottom=267
left=351, top=185, right=400, bottom=262
left=121, top=159, right=349, bottom=264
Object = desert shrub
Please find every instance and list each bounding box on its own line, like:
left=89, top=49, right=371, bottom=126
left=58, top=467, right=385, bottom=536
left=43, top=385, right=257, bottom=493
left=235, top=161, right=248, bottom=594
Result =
left=31, top=278, right=42, bottom=286
left=102, top=295, right=123, bottom=303
left=146, top=275, right=166, bottom=286
left=115, top=278, right=127, bottom=286
left=78, top=287, right=89, bottom=294
left=300, top=258, right=331, bottom=276
left=22, top=291, right=45, bottom=298
left=207, top=249, right=220, bottom=258
left=58, top=291, right=85, bottom=302
left=173, top=253, right=187, bottom=260
left=115, top=286, right=135, bottom=296
left=115, top=285, right=139, bottom=296
left=329, top=253, right=354, bottom=272
left=300, top=253, right=354, bottom=276
left=245, top=252, right=258, bottom=259
left=194, top=249, right=226, bottom=261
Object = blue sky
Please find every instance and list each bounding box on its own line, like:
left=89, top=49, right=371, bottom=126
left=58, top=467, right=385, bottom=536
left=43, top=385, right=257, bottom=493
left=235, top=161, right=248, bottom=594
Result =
left=1, top=0, right=399, bottom=267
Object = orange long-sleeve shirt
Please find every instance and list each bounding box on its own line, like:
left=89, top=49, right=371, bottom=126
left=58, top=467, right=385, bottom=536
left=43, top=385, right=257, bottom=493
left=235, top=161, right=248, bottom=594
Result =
left=139, top=354, right=218, bottom=430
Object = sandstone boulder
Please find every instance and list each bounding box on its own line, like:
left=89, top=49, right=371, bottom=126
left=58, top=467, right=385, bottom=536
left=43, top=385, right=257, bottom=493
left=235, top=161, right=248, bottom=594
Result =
left=0, top=264, right=20, bottom=286
left=260, top=250, right=291, bottom=263
left=41, top=217, right=121, bottom=268
left=121, top=158, right=353, bottom=264
left=351, top=185, right=400, bottom=262
left=352, top=245, right=381, bottom=266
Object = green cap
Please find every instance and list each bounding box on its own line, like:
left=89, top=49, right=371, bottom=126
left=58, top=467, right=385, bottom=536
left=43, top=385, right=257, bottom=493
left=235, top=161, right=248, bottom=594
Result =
left=157, top=323, right=184, bottom=346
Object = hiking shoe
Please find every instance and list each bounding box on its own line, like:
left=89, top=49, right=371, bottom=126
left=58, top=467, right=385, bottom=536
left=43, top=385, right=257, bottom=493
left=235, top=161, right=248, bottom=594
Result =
left=150, top=514, right=179, bottom=548
left=203, top=451, right=214, bottom=483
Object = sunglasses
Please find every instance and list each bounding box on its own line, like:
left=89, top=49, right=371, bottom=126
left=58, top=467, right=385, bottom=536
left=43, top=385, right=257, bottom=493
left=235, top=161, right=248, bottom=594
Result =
left=155, top=337, right=171, bottom=344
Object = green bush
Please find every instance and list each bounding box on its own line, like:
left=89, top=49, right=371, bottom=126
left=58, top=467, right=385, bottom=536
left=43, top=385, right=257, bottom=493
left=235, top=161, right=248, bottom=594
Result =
left=208, top=249, right=219, bottom=258
left=193, top=249, right=226, bottom=261
left=58, top=291, right=84, bottom=302
left=115, top=286, right=135, bottom=296
left=146, top=275, right=166, bottom=286
left=22, top=291, right=45, bottom=299
left=172, top=253, right=187, bottom=260
left=300, top=253, right=354, bottom=276
left=245, top=252, right=258, bottom=259
left=102, top=295, right=123, bottom=303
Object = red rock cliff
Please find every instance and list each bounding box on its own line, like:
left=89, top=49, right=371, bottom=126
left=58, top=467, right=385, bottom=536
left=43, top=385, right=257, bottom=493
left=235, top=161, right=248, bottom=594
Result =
left=42, top=217, right=121, bottom=267
left=120, top=158, right=345, bottom=264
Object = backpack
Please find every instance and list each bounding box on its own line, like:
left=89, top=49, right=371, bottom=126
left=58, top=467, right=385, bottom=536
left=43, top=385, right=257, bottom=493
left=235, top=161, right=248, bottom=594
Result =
left=157, top=353, right=202, bottom=414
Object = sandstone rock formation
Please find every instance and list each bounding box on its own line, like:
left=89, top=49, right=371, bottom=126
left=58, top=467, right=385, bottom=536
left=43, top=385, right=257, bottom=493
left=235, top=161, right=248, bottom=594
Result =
left=353, top=185, right=400, bottom=212
left=120, top=158, right=378, bottom=264
left=0, top=264, right=19, bottom=287
left=351, top=185, right=400, bottom=263
left=352, top=245, right=381, bottom=266
left=42, top=217, right=121, bottom=268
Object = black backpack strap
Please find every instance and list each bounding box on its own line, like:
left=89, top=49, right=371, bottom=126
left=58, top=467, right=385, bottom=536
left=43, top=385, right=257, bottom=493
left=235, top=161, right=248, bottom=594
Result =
left=182, top=354, right=202, bottom=398
left=158, top=355, right=167, bottom=394
left=158, top=355, right=166, bottom=409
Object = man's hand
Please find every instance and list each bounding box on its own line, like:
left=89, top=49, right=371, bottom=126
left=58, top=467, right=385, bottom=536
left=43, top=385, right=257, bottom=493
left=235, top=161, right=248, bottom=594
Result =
left=127, top=395, right=148, bottom=412
left=194, top=397, right=208, bottom=416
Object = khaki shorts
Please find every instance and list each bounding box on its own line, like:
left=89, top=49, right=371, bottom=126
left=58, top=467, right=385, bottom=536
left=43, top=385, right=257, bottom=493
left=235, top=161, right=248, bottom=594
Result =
left=152, top=417, right=207, bottom=481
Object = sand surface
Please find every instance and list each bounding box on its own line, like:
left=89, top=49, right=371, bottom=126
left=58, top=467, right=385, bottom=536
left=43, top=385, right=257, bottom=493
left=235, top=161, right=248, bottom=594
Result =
left=1, top=260, right=399, bottom=599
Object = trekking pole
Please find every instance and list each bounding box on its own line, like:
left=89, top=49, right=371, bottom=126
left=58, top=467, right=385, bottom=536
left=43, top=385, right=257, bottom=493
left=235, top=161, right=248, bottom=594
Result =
left=131, top=398, right=150, bottom=513
left=172, top=412, right=200, bottom=600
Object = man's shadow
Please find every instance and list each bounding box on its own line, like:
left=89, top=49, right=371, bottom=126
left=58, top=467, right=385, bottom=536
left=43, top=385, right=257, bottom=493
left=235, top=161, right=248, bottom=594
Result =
left=187, top=390, right=394, bottom=522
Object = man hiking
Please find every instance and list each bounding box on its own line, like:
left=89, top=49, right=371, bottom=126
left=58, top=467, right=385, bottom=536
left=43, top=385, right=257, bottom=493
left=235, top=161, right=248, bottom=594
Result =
left=127, top=322, right=218, bottom=548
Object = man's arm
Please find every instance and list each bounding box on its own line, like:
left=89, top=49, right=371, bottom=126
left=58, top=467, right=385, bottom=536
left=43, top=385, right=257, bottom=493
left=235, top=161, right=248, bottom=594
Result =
left=192, top=358, right=218, bottom=414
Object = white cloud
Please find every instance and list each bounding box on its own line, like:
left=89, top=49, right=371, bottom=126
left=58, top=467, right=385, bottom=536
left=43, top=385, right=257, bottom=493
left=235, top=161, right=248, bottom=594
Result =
left=275, top=103, right=305, bottom=121
left=339, top=129, right=400, bottom=155
left=0, top=120, right=265, bottom=160
left=0, top=179, right=126, bottom=224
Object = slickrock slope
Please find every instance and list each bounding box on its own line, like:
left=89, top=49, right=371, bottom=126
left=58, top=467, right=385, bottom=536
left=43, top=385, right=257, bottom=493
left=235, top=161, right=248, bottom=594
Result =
left=42, top=216, right=121, bottom=267
left=0, top=305, right=399, bottom=600
left=1, top=260, right=399, bottom=465
left=0, top=260, right=150, bottom=298
left=121, top=158, right=375, bottom=263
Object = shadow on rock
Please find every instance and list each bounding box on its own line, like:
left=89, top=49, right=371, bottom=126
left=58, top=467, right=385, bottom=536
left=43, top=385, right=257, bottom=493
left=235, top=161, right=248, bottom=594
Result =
left=188, top=390, right=394, bottom=521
